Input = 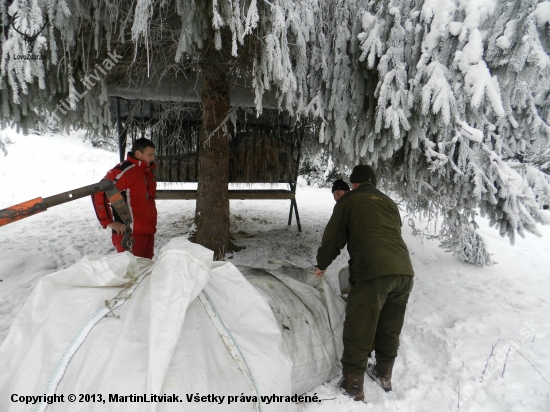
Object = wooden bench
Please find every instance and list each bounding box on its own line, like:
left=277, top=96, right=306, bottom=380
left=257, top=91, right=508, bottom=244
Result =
left=156, top=186, right=302, bottom=232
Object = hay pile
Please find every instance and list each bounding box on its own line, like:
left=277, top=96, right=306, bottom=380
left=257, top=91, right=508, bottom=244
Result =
left=153, top=134, right=298, bottom=183
left=228, top=137, right=298, bottom=183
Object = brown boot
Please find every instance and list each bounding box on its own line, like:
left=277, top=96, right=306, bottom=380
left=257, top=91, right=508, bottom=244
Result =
left=339, top=371, right=365, bottom=402
left=367, top=360, right=394, bottom=392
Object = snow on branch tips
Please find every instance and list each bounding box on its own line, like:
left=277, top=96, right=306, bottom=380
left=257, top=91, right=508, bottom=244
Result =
left=374, top=6, right=411, bottom=142
left=455, top=29, right=505, bottom=117
left=457, top=123, right=550, bottom=243
left=422, top=62, right=456, bottom=125
left=131, top=0, right=153, bottom=46
left=358, top=12, right=384, bottom=68
left=420, top=0, right=457, bottom=52
left=243, top=0, right=259, bottom=38
left=457, top=0, right=496, bottom=39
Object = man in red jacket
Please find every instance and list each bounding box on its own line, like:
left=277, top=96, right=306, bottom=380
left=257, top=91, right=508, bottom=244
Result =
left=92, top=138, right=157, bottom=259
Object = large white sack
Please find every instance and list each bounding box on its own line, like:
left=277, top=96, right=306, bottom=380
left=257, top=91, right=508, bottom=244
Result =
left=237, top=264, right=346, bottom=395
left=0, top=238, right=294, bottom=412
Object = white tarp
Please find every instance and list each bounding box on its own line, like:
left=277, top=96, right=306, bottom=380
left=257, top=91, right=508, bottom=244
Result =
left=0, top=238, right=344, bottom=412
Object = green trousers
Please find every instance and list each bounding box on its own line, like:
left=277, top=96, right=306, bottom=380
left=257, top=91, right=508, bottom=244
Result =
left=341, top=274, right=414, bottom=374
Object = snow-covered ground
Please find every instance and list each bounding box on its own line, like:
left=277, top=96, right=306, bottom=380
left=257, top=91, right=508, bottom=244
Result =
left=1, top=129, right=549, bottom=411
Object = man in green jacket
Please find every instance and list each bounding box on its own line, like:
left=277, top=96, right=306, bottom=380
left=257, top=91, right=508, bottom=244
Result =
left=315, top=165, right=415, bottom=402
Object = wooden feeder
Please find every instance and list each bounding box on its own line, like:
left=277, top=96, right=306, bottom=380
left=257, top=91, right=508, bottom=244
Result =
left=111, top=97, right=304, bottom=231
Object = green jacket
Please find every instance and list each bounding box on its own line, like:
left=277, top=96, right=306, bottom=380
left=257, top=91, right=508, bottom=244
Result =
left=316, top=183, right=415, bottom=281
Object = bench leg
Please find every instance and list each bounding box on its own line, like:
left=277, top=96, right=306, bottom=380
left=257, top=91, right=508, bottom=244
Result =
left=288, top=199, right=294, bottom=226
left=292, top=199, right=302, bottom=232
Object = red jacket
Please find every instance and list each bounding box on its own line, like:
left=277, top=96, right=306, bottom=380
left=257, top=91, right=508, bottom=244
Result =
left=92, top=154, right=157, bottom=235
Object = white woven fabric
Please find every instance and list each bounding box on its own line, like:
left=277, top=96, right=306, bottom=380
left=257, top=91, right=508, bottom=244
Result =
left=238, top=265, right=345, bottom=395
left=0, top=238, right=342, bottom=412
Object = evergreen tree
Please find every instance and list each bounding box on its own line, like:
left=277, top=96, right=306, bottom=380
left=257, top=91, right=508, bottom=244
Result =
left=1, top=0, right=549, bottom=263
left=326, top=0, right=550, bottom=264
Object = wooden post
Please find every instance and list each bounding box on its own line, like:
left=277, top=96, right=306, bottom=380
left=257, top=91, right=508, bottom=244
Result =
left=287, top=128, right=303, bottom=232
left=116, top=97, right=126, bottom=163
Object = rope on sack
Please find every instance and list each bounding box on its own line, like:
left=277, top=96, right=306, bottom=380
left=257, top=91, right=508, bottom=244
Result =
left=198, top=290, right=263, bottom=412
left=35, top=264, right=153, bottom=412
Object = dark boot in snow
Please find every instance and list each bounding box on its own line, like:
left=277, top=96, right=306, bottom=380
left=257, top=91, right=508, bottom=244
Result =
left=367, top=360, right=394, bottom=392
left=339, top=371, right=365, bottom=402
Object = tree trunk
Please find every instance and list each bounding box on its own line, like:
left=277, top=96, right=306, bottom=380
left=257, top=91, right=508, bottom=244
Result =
left=194, top=48, right=236, bottom=259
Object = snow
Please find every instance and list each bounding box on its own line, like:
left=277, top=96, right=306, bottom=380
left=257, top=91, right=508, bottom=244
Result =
left=458, top=0, right=496, bottom=33
left=1, top=129, right=550, bottom=411
left=456, top=29, right=484, bottom=71
left=357, top=13, right=384, bottom=69
left=420, top=0, right=457, bottom=50
left=534, top=1, right=550, bottom=30
left=460, top=121, right=484, bottom=143
left=496, top=20, right=518, bottom=50
left=457, top=43, right=505, bottom=118
left=422, top=62, right=455, bottom=124
left=449, top=22, right=463, bottom=37
left=361, top=11, right=376, bottom=32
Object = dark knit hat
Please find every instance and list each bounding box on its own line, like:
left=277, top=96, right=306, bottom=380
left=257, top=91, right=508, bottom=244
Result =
left=349, top=165, right=377, bottom=186
left=331, top=179, right=350, bottom=193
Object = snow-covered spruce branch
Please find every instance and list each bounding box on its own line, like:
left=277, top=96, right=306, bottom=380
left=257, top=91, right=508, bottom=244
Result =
left=1, top=0, right=549, bottom=264
left=459, top=122, right=550, bottom=241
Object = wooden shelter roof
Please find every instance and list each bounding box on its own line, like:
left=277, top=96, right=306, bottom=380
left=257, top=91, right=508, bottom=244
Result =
left=107, top=72, right=279, bottom=109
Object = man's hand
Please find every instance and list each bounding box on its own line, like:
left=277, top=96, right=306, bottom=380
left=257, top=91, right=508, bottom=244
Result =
left=107, top=222, right=126, bottom=236
left=314, top=268, right=326, bottom=278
